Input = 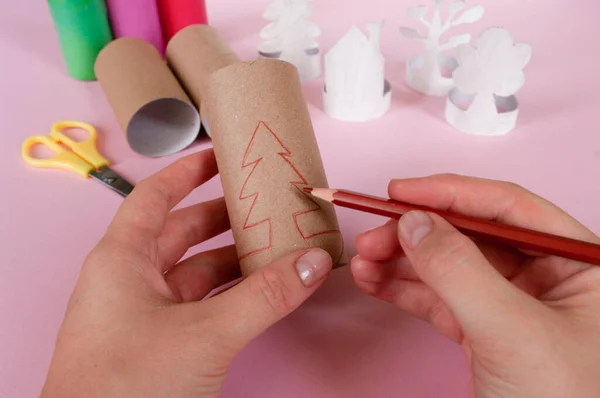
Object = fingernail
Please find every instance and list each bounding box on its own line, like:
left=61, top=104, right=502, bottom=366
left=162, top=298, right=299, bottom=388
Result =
left=296, top=249, right=332, bottom=287
left=398, top=211, right=433, bottom=248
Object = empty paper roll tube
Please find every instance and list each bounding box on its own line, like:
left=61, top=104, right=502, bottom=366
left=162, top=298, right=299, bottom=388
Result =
left=157, top=0, right=209, bottom=42
left=202, top=58, right=346, bottom=275
left=95, top=37, right=200, bottom=157
left=105, top=0, right=165, bottom=55
left=166, top=24, right=240, bottom=134
left=48, top=0, right=113, bottom=80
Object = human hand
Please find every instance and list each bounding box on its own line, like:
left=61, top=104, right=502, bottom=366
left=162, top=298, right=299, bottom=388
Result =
left=40, top=149, right=333, bottom=398
left=351, top=174, right=600, bottom=398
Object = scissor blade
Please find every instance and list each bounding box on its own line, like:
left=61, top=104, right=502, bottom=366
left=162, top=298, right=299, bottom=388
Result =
left=90, top=167, right=135, bottom=198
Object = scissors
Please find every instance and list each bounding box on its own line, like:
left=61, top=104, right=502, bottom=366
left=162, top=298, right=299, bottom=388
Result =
left=21, top=121, right=134, bottom=198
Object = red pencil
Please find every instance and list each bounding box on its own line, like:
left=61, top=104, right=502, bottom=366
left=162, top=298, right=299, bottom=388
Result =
left=304, top=187, right=600, bottom=266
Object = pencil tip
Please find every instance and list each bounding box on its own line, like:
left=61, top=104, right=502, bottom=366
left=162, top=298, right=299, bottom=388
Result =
left=307, top=187, right=335, bottom=202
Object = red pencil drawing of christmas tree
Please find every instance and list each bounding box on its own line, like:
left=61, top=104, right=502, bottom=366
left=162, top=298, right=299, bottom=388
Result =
left=238, top=121, right=339, bottom=260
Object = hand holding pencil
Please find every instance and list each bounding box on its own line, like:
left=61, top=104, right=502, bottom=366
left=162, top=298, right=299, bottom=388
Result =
left=305, top=187, right=600, bottom=266
left=322, top=174, right=600, bottom=397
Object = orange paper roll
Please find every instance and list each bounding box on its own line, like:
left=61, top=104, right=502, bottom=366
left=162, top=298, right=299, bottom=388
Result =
left=203, top=59, right=346, bottom=275
left=95, top=37, right=200, bottom=157
left=166, top=25, right=240, bottom=125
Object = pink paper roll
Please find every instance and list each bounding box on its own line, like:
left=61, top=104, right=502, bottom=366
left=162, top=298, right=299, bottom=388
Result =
left=105, top=0, right=165, bottom=55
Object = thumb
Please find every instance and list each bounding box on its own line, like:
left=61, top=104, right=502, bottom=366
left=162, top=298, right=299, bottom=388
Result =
left=397, top=210, right=524, bottom=334
left=206, top=248, right=332, bottom=350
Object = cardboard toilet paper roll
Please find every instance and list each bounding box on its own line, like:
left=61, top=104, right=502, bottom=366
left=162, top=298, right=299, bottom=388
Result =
left=48, top=0, right=113, bottom=80
left=105, top=0, right=165, bottom=55
left=203, top=59, right=346, bottom=275
left=166, top=25, right=240, bottom=123
left=95, top=37, right=200, bottom=157
left=157, top=0, right=208, bottom=42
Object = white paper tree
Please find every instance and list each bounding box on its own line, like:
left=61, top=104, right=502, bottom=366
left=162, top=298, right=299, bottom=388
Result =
left=258, top=0, right=322, bottom=82
left=400, top=0, right=484, bottom=96
left=446, top=27, right=532, bottom=135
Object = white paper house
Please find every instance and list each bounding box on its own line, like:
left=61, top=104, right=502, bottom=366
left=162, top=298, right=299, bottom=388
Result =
left=323, top=23, right=391, bottom=122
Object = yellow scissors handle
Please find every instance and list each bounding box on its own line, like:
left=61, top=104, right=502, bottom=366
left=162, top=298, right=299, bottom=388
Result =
left=50, top=121, right=109, bottom=169
left=21, top=135, right=94, bottom=178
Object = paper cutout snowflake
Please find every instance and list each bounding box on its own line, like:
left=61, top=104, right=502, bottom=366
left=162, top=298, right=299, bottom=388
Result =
left=400, top=0, right=485, bottom=96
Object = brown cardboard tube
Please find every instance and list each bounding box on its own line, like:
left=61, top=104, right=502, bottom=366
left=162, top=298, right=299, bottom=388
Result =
left=95, top=37, right=200, bottom=157
left=203, top=59, right=346, bottom=275
left=165, top=24, right=240, bottom=131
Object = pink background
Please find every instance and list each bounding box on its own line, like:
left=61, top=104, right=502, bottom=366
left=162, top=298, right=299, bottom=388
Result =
left=2, top=0, right=600, bottom=396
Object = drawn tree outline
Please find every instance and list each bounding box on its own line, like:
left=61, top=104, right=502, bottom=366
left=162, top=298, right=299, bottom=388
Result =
left=400, top=0, right=484, bottom=95
left=238, top=121, right=338, bottom=260
left=451, top=27, right=532, bottom=128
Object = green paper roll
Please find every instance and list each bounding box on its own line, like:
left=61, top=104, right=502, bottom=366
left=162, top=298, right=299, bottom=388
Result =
left=48, top=0, right=113, bottom=80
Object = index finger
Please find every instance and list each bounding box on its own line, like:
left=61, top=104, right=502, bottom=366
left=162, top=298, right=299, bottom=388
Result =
left=388, top=174, right=599, bottom=243
left=109, top=148, right=219, bottom=239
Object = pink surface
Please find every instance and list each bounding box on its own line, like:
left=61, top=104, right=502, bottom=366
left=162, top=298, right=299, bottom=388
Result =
left=105, top=0, right=165, bottom=54
left=1, top=0, right=600, bottom=397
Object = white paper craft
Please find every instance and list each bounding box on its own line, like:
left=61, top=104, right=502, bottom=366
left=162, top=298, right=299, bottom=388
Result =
left=445, top=27, right=531, bottom=136
left=400, top=0, right=484, bottom=96
left=323, top=21, right=391, bottom=122
left=258, top=0, right=322, bottom=82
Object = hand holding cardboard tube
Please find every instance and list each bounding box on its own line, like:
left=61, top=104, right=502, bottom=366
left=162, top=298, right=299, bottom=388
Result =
left=39, top=150, right=337, bottom=398
left=167, top=25, right=347, bottom=275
